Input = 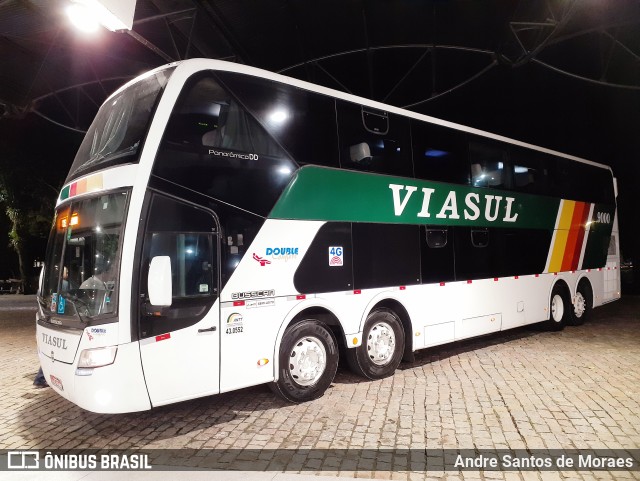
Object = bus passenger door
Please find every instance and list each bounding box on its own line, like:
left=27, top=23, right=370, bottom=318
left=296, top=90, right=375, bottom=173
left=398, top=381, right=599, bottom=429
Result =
left=137, top=194, right=221, bottom=407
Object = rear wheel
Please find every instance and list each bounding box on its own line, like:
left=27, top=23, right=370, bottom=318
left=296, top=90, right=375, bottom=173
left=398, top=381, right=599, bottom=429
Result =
left=546, top=284, right=570, bottom=331
left=569, top=281, right=592, bottom=326
left=269, top=320, right=338, bottom=403
left=347, top=308, right=405, bottom=380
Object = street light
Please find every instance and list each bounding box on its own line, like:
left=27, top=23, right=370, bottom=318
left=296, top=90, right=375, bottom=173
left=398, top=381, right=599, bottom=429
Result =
left=66, top=0, right=136, bottom=32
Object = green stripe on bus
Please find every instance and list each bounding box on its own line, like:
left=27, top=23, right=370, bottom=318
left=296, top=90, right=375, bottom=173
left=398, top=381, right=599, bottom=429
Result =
left=60, top=185, right=70, bottom=201
left=270, top=166, right=561, bottom=229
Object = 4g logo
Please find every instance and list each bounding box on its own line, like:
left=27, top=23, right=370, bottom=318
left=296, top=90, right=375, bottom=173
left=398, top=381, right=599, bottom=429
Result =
left=328, top=246, right=343, bottom=266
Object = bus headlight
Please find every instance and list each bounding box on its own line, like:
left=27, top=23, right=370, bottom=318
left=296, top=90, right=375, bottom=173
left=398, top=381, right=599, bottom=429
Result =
left=77, top=346, right=118, bottom=368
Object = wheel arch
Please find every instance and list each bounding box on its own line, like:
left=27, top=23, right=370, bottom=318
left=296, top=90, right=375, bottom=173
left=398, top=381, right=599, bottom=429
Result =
left=575, top=275, right=594, bottom=309
left=273, top=302, right=345, bottom=380
left=548, top=278, right=571, bottom=318
left=367, top=297, right=414, bottom=363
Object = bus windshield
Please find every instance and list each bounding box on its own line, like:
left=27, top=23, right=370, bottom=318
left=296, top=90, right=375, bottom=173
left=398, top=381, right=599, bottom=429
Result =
left=66, top=67, right=174, bottom=182
left=39, top=191, right=129, bottom=327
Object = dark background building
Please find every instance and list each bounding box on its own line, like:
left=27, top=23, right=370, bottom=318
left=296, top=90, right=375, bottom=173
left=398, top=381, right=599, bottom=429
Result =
left=0, top=0, right=639, bottom=292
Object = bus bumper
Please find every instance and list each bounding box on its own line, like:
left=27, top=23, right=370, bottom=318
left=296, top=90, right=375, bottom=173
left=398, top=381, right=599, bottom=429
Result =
left=38, top=342, right=151, bottom=414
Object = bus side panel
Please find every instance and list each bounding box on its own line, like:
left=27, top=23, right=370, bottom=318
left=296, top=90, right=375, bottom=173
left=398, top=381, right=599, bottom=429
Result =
left=219, top=219, right=332, bottom=392
left=602, top=211, right=621, bottom=303
left=219, top=298, right=300, bottom=393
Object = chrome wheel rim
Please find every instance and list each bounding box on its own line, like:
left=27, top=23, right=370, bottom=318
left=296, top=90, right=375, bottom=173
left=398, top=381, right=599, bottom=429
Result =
left=367, top=321, right=396, bottom=366
left=551, top=294, right=564, bottom=322
left=289, top=336, right=326, bottom=386
left=574, top=292, right=586, bottom=318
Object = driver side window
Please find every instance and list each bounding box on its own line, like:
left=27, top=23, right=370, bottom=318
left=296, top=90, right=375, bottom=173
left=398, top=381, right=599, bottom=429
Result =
left=139, top=194, right=218, bottom=339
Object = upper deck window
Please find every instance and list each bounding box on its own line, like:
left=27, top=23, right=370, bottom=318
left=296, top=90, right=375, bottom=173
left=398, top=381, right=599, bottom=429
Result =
left=470, top=142, right=507, bottom=189
left=215, top=71, right=340, bottom=168
left=153, top=72, right=296, bottom=217
left=67, top=67, right=174, bottom=182
left=411, top=121, right=469, bottom=185
left=337, top=101, right=412, bottom=177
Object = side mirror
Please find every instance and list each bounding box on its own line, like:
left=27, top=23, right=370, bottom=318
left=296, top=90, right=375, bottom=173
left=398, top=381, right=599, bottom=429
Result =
left=148, top=256, right=172, bottom=306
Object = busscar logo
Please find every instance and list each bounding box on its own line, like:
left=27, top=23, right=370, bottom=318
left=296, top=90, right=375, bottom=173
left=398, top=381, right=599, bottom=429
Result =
left=231, top=289, right=275, bottom=300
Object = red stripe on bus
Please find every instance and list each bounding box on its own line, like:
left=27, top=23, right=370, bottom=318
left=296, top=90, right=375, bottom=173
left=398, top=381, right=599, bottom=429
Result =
left=296, top=295, right=306, bottom=300
left=233, top=301, right=245, bottom=306
left=156, top=333, right=171, bottom=342
left=571, top=202, right=590, bottom=269
left=561, top=201, right=586, bottom=272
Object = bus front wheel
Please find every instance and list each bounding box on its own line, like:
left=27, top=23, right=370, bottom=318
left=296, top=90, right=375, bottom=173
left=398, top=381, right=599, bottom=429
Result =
left=269, top=320, right=339, bottom=403
left=347, top=308, right=405, bottom=380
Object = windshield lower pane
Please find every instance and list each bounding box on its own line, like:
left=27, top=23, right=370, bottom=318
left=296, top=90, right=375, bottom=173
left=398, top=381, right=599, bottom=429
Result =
left=66, top=67, right=174, bottom=182
left=40, top=191, right=129, bottom=326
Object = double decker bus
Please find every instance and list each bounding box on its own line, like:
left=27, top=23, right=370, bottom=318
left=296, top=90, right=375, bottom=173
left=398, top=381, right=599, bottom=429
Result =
left=36, top=58, right=619, bottom=413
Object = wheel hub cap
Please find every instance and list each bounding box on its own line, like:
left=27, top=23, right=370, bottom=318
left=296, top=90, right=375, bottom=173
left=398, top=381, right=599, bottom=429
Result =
left=367, top=321, right=396, bottom=366
left=551, top=294, right=564, bottom=322
left=574, top=292, right=586, bottom=318
left=289, top=336, right=326, bottom=386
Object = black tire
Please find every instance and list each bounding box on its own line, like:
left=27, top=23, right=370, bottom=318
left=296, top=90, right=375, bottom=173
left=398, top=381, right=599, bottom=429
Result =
left=269, top=320, right=338, bottom=403
left=546, top=284, right=571, bottom=331
left=346, top=308, right=405, bottom=380
left=568, top=281, right=592, bottom=326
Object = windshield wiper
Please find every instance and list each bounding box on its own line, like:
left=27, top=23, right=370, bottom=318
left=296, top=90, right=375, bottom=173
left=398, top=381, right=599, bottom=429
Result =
left=63, top=295, right=91, bottom=324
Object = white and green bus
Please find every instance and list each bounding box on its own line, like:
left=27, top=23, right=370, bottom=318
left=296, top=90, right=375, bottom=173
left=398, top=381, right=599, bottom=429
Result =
left=36, top=58, right=620, bottom=413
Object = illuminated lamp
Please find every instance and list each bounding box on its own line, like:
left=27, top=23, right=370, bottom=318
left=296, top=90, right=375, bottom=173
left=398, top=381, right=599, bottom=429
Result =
left=67, top=0, right=137, bottom=32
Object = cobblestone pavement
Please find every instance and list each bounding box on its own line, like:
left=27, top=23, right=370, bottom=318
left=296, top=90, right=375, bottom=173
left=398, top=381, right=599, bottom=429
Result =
left=1, top=294, right=639, bottom=480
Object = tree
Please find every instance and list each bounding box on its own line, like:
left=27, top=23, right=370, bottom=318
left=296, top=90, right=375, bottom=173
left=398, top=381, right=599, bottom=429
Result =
left=0, top=116, right=80, bottom=293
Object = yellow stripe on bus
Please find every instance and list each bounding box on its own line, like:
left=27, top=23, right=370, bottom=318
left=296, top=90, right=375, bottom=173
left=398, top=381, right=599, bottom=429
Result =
left=548, top=200, right=576, bottom=272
